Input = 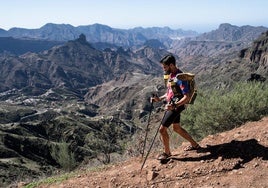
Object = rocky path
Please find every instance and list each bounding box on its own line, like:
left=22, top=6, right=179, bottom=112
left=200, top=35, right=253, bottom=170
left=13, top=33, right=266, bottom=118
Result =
left=35, top=117, right=268, bottom=188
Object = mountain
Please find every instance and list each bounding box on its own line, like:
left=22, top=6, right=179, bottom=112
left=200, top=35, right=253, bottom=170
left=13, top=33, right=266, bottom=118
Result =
left=1, top=23, right=266, bottom=57
left=171, top=24, right=268, bottom=62
left=198, top=23, right=267, bottom=41
left=0, top=37, right=63, bottom=55
left=0, top=34, right=165, bottom=95
left=0, top=24, right=267, bottom=117
left=0, top=34, right=108, bottom=94
left=197, top=30, right=268, bottom=89
left=7, top=23, right=79, bottom=41
left=0, top=24, right=267, bottom=123
left=170, top=24, right=268, bottom=76
left=0, top=28, right=7, bottom=36
left=0, top=23, right=198, bottom=47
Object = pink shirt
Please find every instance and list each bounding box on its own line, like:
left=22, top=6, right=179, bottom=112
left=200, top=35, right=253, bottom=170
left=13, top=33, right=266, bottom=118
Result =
left=166, top=72, right=177, bottom=102
left=166, top=70, right=189, bottom=102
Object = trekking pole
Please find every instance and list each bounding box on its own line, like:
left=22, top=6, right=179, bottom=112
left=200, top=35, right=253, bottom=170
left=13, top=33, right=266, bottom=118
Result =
left=141, top=94, right=155, bottom=158
left=140, top=111, right=166, bottom=171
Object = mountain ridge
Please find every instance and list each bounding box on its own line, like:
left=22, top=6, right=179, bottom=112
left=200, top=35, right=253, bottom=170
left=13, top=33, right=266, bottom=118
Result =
left=1, top=23, right=267, bottom=57
left=0, top=23, right=198, bottom=47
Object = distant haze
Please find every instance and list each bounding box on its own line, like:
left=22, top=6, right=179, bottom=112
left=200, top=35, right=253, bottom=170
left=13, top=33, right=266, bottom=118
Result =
left=0, top=0, right=268, bottom=33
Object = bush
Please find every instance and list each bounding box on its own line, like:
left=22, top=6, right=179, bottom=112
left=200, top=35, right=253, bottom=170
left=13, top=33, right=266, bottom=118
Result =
left=85, top=122, right=127, bottom=164
left=182, top=81, right=268, bottom=140
left=51, top=142, right=76, bottom=171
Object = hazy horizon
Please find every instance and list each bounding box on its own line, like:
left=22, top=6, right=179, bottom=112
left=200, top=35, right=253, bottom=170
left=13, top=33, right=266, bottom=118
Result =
left=1, top=0, right=268, bottom=33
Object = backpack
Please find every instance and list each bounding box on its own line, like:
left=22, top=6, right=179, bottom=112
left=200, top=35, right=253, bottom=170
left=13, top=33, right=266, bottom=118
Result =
left=176, top=73, right=197, bottom=104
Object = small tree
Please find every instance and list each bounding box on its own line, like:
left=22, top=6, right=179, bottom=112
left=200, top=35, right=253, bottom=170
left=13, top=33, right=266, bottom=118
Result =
left=51, top=142, right=76, bottom=171
left=86, top=121, right=126, bottom=164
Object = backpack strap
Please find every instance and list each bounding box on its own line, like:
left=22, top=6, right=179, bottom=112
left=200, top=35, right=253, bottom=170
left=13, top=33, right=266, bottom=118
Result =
left=176, top=73, right=195, bottom=81
left=169, top=77, right=183, bottom=98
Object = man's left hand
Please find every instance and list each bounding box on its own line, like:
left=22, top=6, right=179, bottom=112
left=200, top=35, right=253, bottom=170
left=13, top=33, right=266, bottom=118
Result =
left=165, top=104, right=175, bottom=111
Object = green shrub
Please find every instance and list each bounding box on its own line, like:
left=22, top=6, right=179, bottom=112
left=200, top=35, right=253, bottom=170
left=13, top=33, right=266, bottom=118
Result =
left=182, top=81, right=268, bottom=140
left=50, top=142, right=76, bottom=171
left=85, top=122, right=126, bottom=164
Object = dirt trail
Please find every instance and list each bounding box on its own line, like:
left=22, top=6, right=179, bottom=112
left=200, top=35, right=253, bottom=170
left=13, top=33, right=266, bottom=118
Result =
left=34, top=117, right=268, bottom=188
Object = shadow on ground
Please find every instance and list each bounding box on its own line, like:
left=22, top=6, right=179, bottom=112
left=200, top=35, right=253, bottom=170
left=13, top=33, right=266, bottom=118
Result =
left=171, top=139, right=268, bottom=169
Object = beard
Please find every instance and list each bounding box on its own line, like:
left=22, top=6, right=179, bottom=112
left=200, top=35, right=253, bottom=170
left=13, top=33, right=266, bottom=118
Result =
left=164, top=70, right=170, bottom=75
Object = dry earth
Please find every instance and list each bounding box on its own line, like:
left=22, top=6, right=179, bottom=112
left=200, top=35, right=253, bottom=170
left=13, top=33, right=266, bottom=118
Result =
left=28, top=116, right=268, bottom=188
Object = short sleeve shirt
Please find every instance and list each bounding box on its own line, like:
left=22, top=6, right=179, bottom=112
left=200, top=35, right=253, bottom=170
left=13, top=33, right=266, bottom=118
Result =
left=166, top=70, right=189, bottom=102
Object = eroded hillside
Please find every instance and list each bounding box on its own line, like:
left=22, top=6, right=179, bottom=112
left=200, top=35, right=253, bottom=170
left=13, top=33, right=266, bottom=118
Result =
left=28, top=116, right=268, bottom=188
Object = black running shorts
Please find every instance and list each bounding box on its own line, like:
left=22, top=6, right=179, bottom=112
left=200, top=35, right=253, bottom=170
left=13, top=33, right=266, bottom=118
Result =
left=161, top=106, right=185, bottom=127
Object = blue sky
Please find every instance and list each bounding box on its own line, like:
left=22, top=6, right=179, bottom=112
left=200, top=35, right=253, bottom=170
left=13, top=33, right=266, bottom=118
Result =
left=1, top=0, right=267, bottom=33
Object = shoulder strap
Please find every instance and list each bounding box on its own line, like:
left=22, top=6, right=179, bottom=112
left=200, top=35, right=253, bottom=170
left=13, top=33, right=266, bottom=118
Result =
left=176, top=73, right=195, bottom=81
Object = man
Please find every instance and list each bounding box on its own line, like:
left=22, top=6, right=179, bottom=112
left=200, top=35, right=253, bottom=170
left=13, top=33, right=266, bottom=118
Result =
left=151, top=54, right=200, bottom=160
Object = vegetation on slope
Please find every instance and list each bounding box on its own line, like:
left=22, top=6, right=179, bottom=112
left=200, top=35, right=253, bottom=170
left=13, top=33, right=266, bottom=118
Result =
left=182, top=81, right=268, bottom=139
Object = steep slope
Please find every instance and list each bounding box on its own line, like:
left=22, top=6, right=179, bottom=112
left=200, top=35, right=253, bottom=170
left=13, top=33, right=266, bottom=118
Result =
left=29, top=116, right=268, bottom=188
left=240, top=30, right=268, bottom=76
left=171, top=24, right=268, bottom=73
left=197, top=30, right=268, bottom=89
left=0, top=34, right=109, bottom=94
left=198, top=23, right=267, bottom=42
left=0, top=34, right=164, bottom=94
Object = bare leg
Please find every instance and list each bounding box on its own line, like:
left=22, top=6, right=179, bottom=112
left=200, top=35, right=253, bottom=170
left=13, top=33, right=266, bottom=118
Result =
left=159, top=125, right=171, bottom=155
left=172, top=123, right=199, bottom=147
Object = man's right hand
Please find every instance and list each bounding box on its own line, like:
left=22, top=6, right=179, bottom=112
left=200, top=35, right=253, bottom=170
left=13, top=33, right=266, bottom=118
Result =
left=151, top=96, right=160, bottom=103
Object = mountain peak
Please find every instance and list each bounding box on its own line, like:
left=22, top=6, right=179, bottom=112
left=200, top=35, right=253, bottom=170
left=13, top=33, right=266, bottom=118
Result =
left=218, top=23, right=237, bottom=29
left=75, top=33, right=87, bottom=44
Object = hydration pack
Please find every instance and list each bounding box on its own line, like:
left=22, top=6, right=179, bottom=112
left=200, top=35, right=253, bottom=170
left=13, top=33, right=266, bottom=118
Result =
left=164, top=72, right=197, bottom=104
left=176, top=73, right=197, bottom=104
